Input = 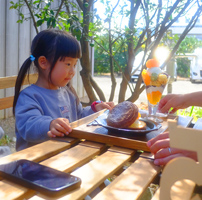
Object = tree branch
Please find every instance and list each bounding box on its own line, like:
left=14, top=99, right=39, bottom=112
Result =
left=55, top=0, right=65, bottom=19
left=76, top=0, right=83, bottom=10
left=164, top=5, right=202, bottom=67
left=64, top=0, right=70, bottom=14
left=24, top=0, right=38, bottom=34
left=155, top=0, right=162, bottom=38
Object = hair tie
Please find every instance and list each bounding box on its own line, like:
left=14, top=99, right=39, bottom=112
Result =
left=30, top=55, right=35, bottom=61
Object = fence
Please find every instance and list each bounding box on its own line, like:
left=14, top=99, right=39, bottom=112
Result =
left=0, top=0, right=87, bottom=118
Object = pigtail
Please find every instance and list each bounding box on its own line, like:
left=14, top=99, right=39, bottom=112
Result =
left=13, top=58, right=32, bottom=115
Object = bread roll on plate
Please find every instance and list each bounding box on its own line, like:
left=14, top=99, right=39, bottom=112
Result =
left=106, top=101, right=146, bottom=130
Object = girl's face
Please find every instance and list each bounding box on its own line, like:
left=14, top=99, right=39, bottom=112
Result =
left=50, top=57, right=78, bottom=89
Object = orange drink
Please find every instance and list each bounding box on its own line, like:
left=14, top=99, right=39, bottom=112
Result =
left=142, top=58, right=169, bottom=122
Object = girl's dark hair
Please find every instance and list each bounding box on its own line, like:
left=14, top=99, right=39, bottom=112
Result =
left=13, top=29, right=81, bottom=115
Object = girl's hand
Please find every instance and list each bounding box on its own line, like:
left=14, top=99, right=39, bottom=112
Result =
left=95, top=101, right=114, bottom=111
left=47, top=118, right=72, bottom=138
left=147, top=132, right=197, bottom=166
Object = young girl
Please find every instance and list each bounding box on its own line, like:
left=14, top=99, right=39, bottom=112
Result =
left=13, top=29, right=114, bottom=151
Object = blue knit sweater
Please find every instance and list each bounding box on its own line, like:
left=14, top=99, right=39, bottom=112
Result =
left=15, top=84, right=94, bottom=151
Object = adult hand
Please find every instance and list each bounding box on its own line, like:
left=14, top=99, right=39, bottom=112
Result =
left=95, top=101, right=114, bottom=111
left=47, top=118, right=72, bottom=138
left=158, top=94, right=188, bottom=114
left=147, top=132, right=197, bottom=166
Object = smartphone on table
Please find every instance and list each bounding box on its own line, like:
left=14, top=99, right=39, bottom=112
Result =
left=0, top=159, right=81, bottom=197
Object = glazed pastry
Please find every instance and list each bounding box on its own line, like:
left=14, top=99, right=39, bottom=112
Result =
left=107, top=101, right=146, bottom=130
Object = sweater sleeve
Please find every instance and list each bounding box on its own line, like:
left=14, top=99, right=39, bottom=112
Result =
left=77, top=102, right=94, bottom=119
left=15, top=93, right=52, bottom=143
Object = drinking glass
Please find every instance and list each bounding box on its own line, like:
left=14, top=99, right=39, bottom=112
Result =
left=142, top=70, right=169, bottom=123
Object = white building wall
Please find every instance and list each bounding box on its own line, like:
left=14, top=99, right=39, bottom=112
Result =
left=0, top=0, right=85, bottom=118
left=171, top=16, right=202, bottom=40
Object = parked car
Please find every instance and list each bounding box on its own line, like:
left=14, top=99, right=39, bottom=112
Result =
left=130, top=67, right=142, bottom=82
left=189, top=48, right=202, bottom=83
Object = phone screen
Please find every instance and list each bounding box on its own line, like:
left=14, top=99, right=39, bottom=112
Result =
left=0, top=159, right=81, bottom=195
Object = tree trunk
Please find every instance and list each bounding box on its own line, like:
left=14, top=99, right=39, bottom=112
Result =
left=118, top=0, right=141, bottom=103
left=79, top=0, right=106, bottom=103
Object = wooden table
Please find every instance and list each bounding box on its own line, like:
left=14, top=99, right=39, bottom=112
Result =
left=0, top=110, right=196, bottom=200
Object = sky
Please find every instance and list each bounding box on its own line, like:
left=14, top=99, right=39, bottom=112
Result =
left=93, top=0, right=202, bottom=29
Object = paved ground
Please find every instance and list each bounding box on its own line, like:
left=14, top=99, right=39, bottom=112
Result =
left=93, top=75, right=202, bottom=105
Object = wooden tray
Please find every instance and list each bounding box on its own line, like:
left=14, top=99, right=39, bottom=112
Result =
left=64, top=110, right=170, bottom=152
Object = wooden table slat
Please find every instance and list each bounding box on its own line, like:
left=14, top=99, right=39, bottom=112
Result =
left=0, top=140, right=77, bottom=165
left=93, top=157, right=161, bottom=200
left=0, top=180, right=36, bottom=200
left=40, top=141, right=106, bottom=173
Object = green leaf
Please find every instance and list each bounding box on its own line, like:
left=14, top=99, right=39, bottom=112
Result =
left=17, top=19, right=23, bottom=23
left=36, top=19, right=44, bottom=26
left=50, top=10, right=54, bottom=15
left=72, top=15, right=79, bottom=21
left=52, top=18, right=56, bottom=28
left=67, top=19, right=72, bottom=24
left=33, top=0, right=41, bottom=4
left=47, top=17, right=51, bottom=27
left=35, top=14, right=41, bottom=19
left=9, top=5, right=15, bottom=9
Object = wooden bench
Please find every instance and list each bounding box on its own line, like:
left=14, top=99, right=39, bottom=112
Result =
left=0, top=73, right=38, bottom=116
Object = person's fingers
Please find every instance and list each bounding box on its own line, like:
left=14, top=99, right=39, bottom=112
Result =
left=52, top=123, right=68, bottom=134
left=154, top=153, right=186, bottom=166
left=60, top=118, right=72, bottom=133
left=106, top=103, right=114, bottom=110
left=53, top=118, right=72, bottom=133
left=158, top=97, right=168, bottom=111
left=159, top=101, right=174, bottom=113
left=47, top=131, right=56, bottom=138
left=95, top=102, right=113, bottom=111
left=147, top=132, right=169, bottom=147
left=149, top=138, right=170, bottom=154
left=154, top=147, right=181, bottom=159
left=49, top=128, right=65, bottom=137
left=107, top=102, right=115, bottom=109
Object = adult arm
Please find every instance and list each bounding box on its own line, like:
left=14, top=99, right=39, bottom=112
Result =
left=158, top=91, right=202, bottom=113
